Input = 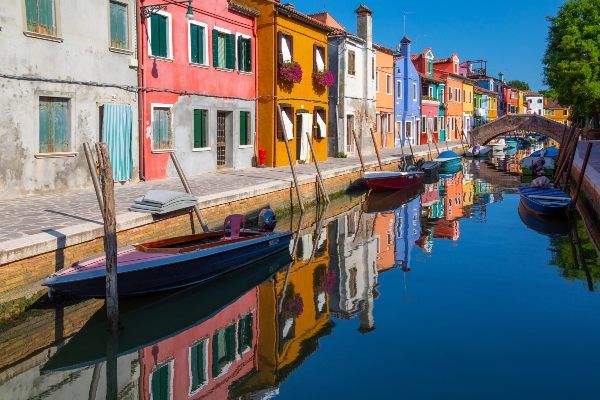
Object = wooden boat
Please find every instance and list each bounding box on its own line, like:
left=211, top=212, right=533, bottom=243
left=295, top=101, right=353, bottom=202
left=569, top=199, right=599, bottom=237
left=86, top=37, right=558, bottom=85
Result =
left=433, top=150, right=462, bottom=168
left=43, top=249, right=293, bottom=371
left=518, top=203, right=570, bottom=236
left=363, top=184, right=424, bottom=213
left=43, top=225, right=293, bottom=297
left=518, top=186, right=572, bottom=216
left=363, top=171, right=424, bottom=191
left=465, top=145, right=491, bottom=158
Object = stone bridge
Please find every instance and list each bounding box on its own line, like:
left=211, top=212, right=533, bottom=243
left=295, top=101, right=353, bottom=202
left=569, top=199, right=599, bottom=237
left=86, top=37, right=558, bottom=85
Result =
left=470, top=114, right=567, bottom=145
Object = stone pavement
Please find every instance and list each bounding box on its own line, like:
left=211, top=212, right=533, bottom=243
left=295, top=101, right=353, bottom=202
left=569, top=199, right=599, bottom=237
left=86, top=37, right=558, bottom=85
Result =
left=0, top=142, right=463, bottom=263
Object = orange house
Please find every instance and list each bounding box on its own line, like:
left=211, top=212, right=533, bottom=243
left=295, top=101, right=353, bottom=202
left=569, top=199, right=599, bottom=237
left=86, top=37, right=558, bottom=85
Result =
left=374, top=44, right=395, bottom=149
left=544, top=98, right=571, bottom=126
left=434, top=54, right=463, bottom=140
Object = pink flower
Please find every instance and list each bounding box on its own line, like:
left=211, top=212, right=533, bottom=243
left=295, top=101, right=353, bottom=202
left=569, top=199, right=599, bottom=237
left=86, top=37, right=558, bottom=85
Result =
left=313, top=70, right=335, bottom=88
left=280, top=61, right=303, bottom=84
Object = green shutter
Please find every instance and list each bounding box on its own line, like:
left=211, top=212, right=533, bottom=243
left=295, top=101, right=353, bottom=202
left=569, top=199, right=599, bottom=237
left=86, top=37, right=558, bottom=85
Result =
left=25, top=0, right=38, bottom=31
left=39, top=0, right=55, bottom=35
left=212, top=29, right=219, bottom=67
left=150, top=14, right=167, bottom=57
left=240, top=112, right=247, bottom=145
left=194, top=109, right=206, bottom=148
left=245, top=38, right=252, bottom=72
left=190, top=25, right=199, bottom=63
left=159, top=14, right=167, bottom=57
left=151, top=365, right=169, bottom=400
left=153, top=108, right=171, bottom=149
left=237, top=314, right=253, bottom=354
left=39, top=98, right=50, bottom=153
left=226, top=33, right=235, bottom=70
left=237, top=36, right=243, bottom=71
left=197, top=26, right=204, bottom=64
left=190, top=342, right=206, bottom=391
left=110, top=1, right=128, bottom=49
left=39, top=98, right=69, bottom=153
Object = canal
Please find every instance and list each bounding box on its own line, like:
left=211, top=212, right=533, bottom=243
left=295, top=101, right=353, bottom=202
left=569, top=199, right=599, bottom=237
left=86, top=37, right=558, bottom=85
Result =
left=1, top=158, right=599, bottom=399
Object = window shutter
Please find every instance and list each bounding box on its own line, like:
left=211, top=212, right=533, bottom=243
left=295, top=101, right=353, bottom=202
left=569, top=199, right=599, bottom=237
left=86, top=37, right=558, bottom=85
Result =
left=226, top=33, right=235, bottom=69
left=53, top=99, right=69, bottom=152
left=25, top=0, right=38, bottom=31
left=190, top=25, right=198, bottom=63
left=289, top=35, right=294, bottom=61
left=240, top=112, right=247, bottom=145
left=237, top=36, right=243, bottom=71
left=212, top=29, right=219, bottom=67
left=159, top=15, right=167, bottom=57
left=277, top=32, right=283, bottom=64
left=39, top=98, right=50, bottom=153
left=245, top=38, right=252, bottom=72
left=197, top=26, right=204, bottom=64
left=39, top=0, right=55, bottom=35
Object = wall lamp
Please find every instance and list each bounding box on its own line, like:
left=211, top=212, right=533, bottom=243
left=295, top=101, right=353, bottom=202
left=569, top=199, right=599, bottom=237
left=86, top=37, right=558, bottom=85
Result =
left=141, top=0, right=194, bottom=20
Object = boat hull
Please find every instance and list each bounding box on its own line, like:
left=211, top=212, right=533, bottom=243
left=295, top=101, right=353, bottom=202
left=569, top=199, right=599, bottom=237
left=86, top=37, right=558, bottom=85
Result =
left=518, top=187, right=572, bottom=216
left=43, top=231, right=293, bottom=297
left=364, top=172, right=424, bottom=191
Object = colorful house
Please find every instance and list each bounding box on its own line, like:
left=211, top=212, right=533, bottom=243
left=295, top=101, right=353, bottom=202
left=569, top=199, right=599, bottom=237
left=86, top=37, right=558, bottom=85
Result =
left=140, top=0, right=259, bottom=180
left=394, top=36, right=422, bottom=146
left=314, top=5, right=376, bottom=156
left=239, top=0, right=332, bottom=167
left=374, top=43, right=395, bottom=149
left=505, top=86, right=519, bottom=114
left=544, top=98, right=571, bottom=125
left=517, top=90, right=526, bottom=114
left=473, top=86, right=497, bottom=126
left=412, top=48, right=445, bottom=143
left=433, top=54, right=463, bottom=141
left=525, top=92, right=544, bottom=116
left=473, top=73, right=507, bottom=118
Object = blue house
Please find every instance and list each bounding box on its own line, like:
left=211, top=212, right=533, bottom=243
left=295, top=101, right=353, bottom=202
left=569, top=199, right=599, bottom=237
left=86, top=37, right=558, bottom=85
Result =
left=394, top=36, right=421, bottom=146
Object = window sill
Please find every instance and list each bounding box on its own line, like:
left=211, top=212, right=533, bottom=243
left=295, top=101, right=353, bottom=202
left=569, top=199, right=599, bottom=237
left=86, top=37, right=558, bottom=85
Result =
left=151, top=148, right=176, bottom=154
left=190, top=62, right=209, bottom=69
left=23, top=31, right=63, bottom=43
left=150, top=56, right=174, bottom=62
left=35, top=152, right=78, bottom=159
left=192, top=147, right=211, bottom=152
left=109, top=47, right=133, bottom=55
left=238, top=145, right=253, bottom=149
left=238, top=71, right=253, bottom=76
left=214, top=67, right=234, bottom=72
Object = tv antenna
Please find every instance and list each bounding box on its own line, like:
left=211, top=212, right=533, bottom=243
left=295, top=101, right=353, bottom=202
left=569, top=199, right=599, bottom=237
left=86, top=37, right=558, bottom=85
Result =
left=402, top=12, right=414, bottom=35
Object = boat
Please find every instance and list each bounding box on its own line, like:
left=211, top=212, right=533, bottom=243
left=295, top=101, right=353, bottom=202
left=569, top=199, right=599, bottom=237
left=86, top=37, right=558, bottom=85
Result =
left=43, top=249, right=293, bottom=371
left=517, top=138, right=532, bottom=149
left=363, top=185, right=424, bottom=213
left=489, top=138, right=507, bottom=151
left=518, top=186, right=572, bottom=216
left=531, top=145, right=559, bottom=159
left=43, top=215, right=293, bottom=297
left=506, top=138, right=518, bottom=148
left=439, top=161, right=463, bottom=175
left=407, top=159, right=440, bottom=184
left=433, top=150, right=462, bottom=168
left=465, top=145, right=491, bottom=158
left=363, top=170, right=424, bottom=191
left=521, top=156, right=556, bottom=176
left=518, top=203, right=571, bottom=236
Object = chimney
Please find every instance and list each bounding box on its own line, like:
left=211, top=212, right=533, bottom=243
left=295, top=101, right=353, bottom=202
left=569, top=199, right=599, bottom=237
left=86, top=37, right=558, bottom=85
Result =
left=355, top=4, right=373, bottom=47
left=399, top=36, right=412, bottom=58
left=498, top=72, right=505, bottom=82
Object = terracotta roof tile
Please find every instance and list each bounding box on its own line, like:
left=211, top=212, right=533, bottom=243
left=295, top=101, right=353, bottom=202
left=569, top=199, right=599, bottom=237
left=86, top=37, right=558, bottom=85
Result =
left=228, top=0, right=260, bottom=17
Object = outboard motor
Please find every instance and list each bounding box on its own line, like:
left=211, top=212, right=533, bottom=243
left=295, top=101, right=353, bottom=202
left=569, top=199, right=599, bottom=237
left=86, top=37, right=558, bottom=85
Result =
left=258, top=208, right=277, bottom=232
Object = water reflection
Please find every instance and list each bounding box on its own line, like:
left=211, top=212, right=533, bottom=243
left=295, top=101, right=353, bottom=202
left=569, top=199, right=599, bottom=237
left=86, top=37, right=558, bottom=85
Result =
left=2, top=160, right=600, bottom=399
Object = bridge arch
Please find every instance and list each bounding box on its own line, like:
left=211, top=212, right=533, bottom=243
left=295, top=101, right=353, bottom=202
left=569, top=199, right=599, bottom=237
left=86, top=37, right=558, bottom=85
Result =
left=470, top=114, right=567, bottom=145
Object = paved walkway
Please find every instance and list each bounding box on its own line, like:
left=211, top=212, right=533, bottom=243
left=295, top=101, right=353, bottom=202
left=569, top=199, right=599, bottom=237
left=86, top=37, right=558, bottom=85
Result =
left=0, top=142, right=463, bottom=263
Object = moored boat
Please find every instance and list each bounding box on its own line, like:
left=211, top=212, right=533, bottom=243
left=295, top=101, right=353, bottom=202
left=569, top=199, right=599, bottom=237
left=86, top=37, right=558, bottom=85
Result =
left=433, top=150, right=462, bottom=168
left=465, top=145, right=492, bottom=158
left=43, top=219, right=293, bottom=297
left=518, top=203, right=571, bottom=236
left=363, top=170, right=424, bottom=191
left=518, top=186, right=572, bottom=216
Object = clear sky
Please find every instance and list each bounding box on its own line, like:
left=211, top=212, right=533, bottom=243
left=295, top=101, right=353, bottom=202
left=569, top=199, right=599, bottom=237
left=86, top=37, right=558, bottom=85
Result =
left=299, top=0, right=566, bottom=91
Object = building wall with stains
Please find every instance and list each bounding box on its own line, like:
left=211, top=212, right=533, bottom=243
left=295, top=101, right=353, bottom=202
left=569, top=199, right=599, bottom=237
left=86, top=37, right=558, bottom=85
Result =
left=0, top=0, right=139, bottom=199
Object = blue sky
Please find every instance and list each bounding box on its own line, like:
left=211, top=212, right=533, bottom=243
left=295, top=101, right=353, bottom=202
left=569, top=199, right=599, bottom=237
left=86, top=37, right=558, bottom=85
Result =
left=300, top=0, right=566, bottom=91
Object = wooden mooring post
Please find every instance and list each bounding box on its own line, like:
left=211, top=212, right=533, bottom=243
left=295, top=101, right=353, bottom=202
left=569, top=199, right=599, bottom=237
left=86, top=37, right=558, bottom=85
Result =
left=305, top=131, right=330, bottom=204
left=277, top=106, right=305, bottom=212
left=561, top=127, right=583, bottom=190
left=351, top=129, right=366, bottom=173
left=572, top=142, right=593, bottom=204
left=369, top=127, right=384, bottom=170
left=83, top=143, right=105, bottom=218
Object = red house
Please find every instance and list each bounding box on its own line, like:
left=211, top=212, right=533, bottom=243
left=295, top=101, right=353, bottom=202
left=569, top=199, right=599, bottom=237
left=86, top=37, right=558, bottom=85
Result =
left=505, top=87, right=518, bottom=114
left=139, top=0, right=259, bottom=180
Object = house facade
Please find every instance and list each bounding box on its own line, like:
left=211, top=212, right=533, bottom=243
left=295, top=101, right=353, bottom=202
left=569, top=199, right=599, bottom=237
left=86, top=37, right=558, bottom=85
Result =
left=320, top=5, right=376, bottom=156
left=374, top=44, right=395, bottom=149
left=474, top=75, right=506, bottom=117
left=544, top=98, right=571, bottom=125
left=434, top=54, right=464, bottom=141
left=394, top=37, right=421, bottom=146
left=525, top=92, right=544, bottom=116
left=461, top=77, right=474, bottom=140
left=473, top=87, right=488, bottom=127
left=412, top=49, right=445, bottom=143
left=505, top=86, right=519, bottom=114
left=0, top=0, right=139, bottom=199
left=139, top=0, right=258, bottom=180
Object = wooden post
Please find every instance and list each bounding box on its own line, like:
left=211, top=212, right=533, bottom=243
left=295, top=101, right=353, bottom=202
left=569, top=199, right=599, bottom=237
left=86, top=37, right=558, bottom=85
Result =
left=399, top=135, right=407, bottom=171
left=560, top=128, right=583, bottom=190
left=305, top=131, right=330, bottom=204
left=555, top=125, right=576, bottom=181
left=433, top=135, right=440, bottom=156
left=83, top=143, right=105, bottom=219
left=572, top=142, right=593, bottom=204
left=95, top=143, right=119, bottom=333
left=369, top=127, right=383, bottom=170
left=170, top=152, right=209, bottom=233
left=277, top=106, right=305, bottom=212
left=407, top=136, right=415, bottom=166
left=351, top=129, right=366, bottom=173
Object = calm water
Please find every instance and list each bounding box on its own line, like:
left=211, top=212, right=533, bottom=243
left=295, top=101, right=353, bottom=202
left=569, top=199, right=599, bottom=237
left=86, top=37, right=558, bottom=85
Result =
left=2, top=159, right=600, bottom=400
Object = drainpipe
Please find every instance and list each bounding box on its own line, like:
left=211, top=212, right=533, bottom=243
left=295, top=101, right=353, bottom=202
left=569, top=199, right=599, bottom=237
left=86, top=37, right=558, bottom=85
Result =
left=253, top=16, right=259, bottom=167
left=272, top=9, right=278, bottom=167
left=136, top=0, right=145, bottom=181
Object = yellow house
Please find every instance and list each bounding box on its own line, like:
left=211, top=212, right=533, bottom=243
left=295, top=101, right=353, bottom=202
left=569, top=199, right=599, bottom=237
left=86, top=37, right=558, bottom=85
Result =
left=517, top=90, right=526, bottom=114
left=240, top=1, right=332, bottom=167
left=488, top=94, right=498, bottom=121
left=461, top=78, right=474, bottom=136
left=544, top=98, right=571, bottom=126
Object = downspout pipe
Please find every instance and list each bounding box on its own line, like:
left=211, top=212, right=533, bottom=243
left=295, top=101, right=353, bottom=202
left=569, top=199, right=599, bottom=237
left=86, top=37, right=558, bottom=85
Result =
left=137, top=0, right=145, bottom=181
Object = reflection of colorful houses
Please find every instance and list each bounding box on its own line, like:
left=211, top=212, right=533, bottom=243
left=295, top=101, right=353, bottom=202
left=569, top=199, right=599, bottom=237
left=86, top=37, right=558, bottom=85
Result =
left=394, top=196, right=422, bottom=271
left=374, top=213, right=396, bottom=273
left=232, top=228, right=333, bottom=397
left=462, top=175, right=474, bottom=207
left=139, top=288, right=258, bottom=400
left=433, top=219, right=460, bottom=241
left=441, top=171, right=464, bottom=220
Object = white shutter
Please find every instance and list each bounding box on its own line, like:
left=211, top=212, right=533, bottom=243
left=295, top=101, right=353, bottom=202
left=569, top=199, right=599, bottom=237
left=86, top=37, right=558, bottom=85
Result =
left=316, top=48, right=325, bottom=72
left=282, top=109, right=294, bottom=141
left=316, top=112, right=327, bottom=138
left=281, top=37, right=292, bottom=63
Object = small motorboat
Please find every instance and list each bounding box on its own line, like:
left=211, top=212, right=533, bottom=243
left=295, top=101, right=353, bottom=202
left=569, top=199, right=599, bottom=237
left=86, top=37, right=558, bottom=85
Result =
left=434, top=150, right=462, bottom=168
left=465, top=145, right=491, bottom=158
left=521, top=156, right=556, bottom=176
left=531, top=145, right=559, bottom=159
left=43, top=214, right=293, bottom=297
left=518, top=186, right=572, bottom=216
left=407, top=159, right=440, bottom=184
left=363, top=170, right=424, bottom=191
left=363, top=185, right=424, bottom=213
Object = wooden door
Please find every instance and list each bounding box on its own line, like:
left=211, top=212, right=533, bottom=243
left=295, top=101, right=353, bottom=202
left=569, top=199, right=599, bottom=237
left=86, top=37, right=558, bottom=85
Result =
left=217, top=111, right=227, bottom=168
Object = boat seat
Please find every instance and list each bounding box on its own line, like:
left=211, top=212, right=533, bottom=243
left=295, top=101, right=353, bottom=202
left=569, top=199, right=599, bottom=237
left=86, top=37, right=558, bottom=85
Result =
left=223, top=214, right=246, bottom=239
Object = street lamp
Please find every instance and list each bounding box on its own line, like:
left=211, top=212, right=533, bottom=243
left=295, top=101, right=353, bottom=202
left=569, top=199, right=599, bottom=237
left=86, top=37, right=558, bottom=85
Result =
left=141, top=0, right=195, bottom=20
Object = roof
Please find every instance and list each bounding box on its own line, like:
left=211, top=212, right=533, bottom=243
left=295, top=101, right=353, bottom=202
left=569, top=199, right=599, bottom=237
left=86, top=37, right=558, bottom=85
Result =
left=419, top=72, right=444, bottom=84
left=433, top=53, right=458, bottom=64
left=308, top=11, right=346, bottom=32
left=355, top=4, right=374, bottom=14
left=545, top=98, right=570, bottom=109
left=373, top=42, right=395, bottom=55
left=275, top=3, right=334, bottom=33
left=227, top=0, right=260, bottom=17
left=523, top=91, right=543, bottom=97
left=474, top=86, right=498, bottom=96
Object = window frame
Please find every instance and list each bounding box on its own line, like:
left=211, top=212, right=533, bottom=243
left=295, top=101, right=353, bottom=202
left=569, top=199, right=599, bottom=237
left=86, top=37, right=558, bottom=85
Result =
left=375, top=71, right=380, bottom=93
left=108, top=0, right=131, bottom=53
left=149, top=359, right=174, bottom=400
left=147, top=10, right=173, bottom=60
left=397, top=80, right=402, bottom=99
left=236, top=33, right=253, bottom=73
left=278, top=32, right=293, bottom=64
left=36, top=94, right=76, bottom=157
left=151, top=103, right=175, bottom=153
left=386, top=74, right=392, bottom=95
left=313, top=44, right=326, bottom=73
left=347, top=50, right=356, bottom=76
left=412, top=83, right=417, bottom=101
left=23, top=0, right=62, bottom=41
left=188, top=20, right=209, bottom=67
left=213, top=26, right=234, bottom=71
left=239, top=110, right=253, bottom=148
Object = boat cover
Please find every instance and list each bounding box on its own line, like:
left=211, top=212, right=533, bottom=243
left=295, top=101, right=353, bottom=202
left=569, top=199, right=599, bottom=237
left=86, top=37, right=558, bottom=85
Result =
left=130, top=190, right=198, bottom=214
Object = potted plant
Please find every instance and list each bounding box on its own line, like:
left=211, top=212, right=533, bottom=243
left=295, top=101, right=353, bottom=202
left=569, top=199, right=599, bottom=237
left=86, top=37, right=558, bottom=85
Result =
left=280, top=61, right=303, bottom=84
left=313, top=70, right=335, bottom=88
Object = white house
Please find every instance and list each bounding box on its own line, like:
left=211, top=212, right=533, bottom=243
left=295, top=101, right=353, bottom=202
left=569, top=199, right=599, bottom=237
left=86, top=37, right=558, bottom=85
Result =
left=525, top=92, right=545, bottom=116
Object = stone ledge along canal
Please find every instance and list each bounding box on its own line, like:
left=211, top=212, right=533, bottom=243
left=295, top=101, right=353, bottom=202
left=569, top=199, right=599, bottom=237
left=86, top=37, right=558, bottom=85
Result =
left=1, top=158, right=599, bottom=400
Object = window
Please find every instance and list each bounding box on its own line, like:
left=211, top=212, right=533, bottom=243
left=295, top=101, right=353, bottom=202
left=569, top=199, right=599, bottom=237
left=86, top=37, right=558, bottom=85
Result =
left=397, top=81, right=402, bottom=99
left=152, top=106, right=173, bottom=150
left=421, top=116, right=426, bottom=133
left=375, top=113, right=380, bottom=131
left=189, top=21, right=207, bottom=65
left=456, top=88, right=460, bottom=102
left=372, top=57, right=375, bottom=80
left=347, top=50, right=356, bottom=76
left=190, top=341, right=207, bottom=393
left=314, top=45, right=325, bottom=73
left=315, top=108, right=326, bottom=138
left=439, top=89, right=444, bottom=102
left=39, top=97, right=69, bottom=153
left=25, top=0, right=57, bottom=36
left=149, top=12, right=172, bottom=58
left=193, top=109, right=207, bottom=149
left=412, top=83, right=417, bottom=101
left=434, top=116, right=438, bottom=131
left=240, top=111, right=251, bottom=146
left=448, top=87, right=453, bottom=101
left=237, top=35, right=252, bottom=72
left=537, top=99, right=542, bottom=104
left=213, top=28, right=235, bottom=69
left=151, top=363, right=171, bottom=400
left=375, top=71, right=380, bottom=92
left=551, top=110, right=556, bottom=116
left=109, top=1, right=128, bottom=49
left=279, top=33, right=293, bottom=63
left=564, top=109, right=569, bottom=116
left=212, top=324, right=236, bottom=378
left=428, top=87, right=434, bottom=98
left=386, top=75, right=392, bottom=95
left=238, top=313, right=253, bottom=354
left=428, top=60, right=433, bottom=76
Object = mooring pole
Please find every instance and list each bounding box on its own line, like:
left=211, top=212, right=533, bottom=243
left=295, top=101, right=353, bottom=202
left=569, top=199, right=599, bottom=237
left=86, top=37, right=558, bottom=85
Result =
left=352, top=129, right=366, bottom=173
left=305, top=131, right=330, bottom=204
left=170, top=152, right=210, bottom=233
left=399, top=135, right=407, bottom=171
left=277, top=106, right=305, bottom=212
left=572, top=142, right=593, bottom=204
left=407, top=136, right=415, bottom=166
left=561, top=128, right=583, bottom=190
left=83, top=143, right=105, bottom=219
left=369, top=128, right=384, bottom=170
left=555, top=125, right=577, bottom=183
left=95, top=143, right=119, bottom=333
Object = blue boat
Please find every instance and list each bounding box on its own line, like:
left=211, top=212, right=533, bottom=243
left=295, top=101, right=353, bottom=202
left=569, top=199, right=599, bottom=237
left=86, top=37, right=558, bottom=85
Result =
left=518, top=186, right=572, bottom=216
left=434, top=150, right=462, bottom=168
left=531, top=145, right=559, bottom=158
left=506, top=138, right=518, bottom=148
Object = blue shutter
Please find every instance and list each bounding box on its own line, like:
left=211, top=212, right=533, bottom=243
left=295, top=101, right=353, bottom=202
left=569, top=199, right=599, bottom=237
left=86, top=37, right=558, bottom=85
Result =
left=101, top=104, right=133, bottom=181
left=39, top=0, right=55, bottom=35
left=110, top=1, right=128, bottom=49
left=39, top=98, right=50, bottom=153
left=25, top=0, right=39, bottom=31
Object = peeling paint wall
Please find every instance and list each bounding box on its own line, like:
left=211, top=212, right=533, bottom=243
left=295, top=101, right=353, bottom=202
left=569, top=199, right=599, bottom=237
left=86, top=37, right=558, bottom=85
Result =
left=0, top=0, right=139, bottom=200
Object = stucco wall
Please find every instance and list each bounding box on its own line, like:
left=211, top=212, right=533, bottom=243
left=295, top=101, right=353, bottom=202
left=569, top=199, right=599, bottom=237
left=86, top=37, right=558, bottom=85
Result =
left=0, top=0, right=139, bottom=199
